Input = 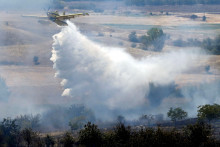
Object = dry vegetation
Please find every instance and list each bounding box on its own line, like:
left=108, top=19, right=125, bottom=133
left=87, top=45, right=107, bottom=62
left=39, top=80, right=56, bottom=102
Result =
left=0, top=3, right=220, bottom=135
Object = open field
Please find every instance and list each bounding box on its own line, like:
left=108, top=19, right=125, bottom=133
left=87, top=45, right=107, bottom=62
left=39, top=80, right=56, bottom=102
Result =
left=0, top=4, right=220, bottom=123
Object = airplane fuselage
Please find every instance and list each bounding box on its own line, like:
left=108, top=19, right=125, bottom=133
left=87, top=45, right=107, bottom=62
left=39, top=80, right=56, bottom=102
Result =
left=22, top=11, right=88, bottom=26
left=47, top=11, right=67, bottom=26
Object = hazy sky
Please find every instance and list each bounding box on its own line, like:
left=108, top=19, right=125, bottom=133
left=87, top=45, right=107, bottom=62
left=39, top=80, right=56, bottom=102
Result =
left=0, top=0, right=50, bottom=10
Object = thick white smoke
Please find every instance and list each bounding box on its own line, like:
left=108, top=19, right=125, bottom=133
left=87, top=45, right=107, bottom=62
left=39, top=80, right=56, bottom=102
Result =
left=51, top=21, right=200, bottom=120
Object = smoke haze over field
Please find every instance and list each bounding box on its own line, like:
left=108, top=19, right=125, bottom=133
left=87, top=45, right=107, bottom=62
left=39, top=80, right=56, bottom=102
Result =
left=51, top=21, right=202, bottom=120
left=0, top=0, right=219, bottom=131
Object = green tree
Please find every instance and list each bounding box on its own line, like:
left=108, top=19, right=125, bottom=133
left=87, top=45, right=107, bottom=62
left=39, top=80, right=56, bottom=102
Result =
left=78, top=122, right=103, bottom=147
left=197, top=104, right=220, bottom=123
left=167, top=107, right=187, bottom=126
left=113, top=123, right=131, bottom=146
left=140, top=28, right=166, bottom=51
left=147, top=28, right=163, bottom=40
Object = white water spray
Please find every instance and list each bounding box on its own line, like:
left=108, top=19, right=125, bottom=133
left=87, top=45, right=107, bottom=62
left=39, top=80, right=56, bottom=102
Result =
left=51, top=21, right=199, bottom=119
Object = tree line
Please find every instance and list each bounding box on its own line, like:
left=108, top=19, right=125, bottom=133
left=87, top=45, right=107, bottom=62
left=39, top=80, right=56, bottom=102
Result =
left=1, top=121, right=219, bottom=147
left=0, top=104, right=220, bottom=146
left=0, top=120, right=219, bottom=147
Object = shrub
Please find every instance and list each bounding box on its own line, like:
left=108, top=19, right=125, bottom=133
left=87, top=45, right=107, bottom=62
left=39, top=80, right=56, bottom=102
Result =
left=130, top=128, right=155, bottom=147
left=60, top=132, right=75, bottom=147
left=202, top=35, right=220, bottom=55
left=154, top=127, right=184, bottom=146
left=45, top=134, right=55, bottom=147
left=0, top=118, right=20, bottom=146
left=21, top=128, right=38, bottom=147
left=205, top=65, right=210, bottom=73
left=33, top=56, right=40, bottom=65
left=185, top=122, right=212, bottom=146
left=128, top=31, right=139, bottom=43
left=173, top=38, right=187, bottom=47
left=203, top=15, right=207, bottom=21
left=131, top=43, right=137, bottom=48
left=190, top=14, right=198, bottom=20
left=173, top=38, right=201, bottom=47
left=103, top=132, right=115, bottom=146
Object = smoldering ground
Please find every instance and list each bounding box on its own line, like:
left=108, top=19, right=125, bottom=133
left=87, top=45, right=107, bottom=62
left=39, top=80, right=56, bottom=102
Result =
left=50, top=21, right=212, bottom=121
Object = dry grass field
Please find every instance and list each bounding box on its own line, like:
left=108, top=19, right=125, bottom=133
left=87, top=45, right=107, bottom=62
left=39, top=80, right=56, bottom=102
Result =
left=0, top=4, right=219, bottom=118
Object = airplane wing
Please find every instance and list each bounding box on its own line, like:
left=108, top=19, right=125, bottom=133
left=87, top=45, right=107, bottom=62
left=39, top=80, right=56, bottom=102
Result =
left=57, top=13, right=89, bottom=20
left=21, top=15, right=48, bottom=19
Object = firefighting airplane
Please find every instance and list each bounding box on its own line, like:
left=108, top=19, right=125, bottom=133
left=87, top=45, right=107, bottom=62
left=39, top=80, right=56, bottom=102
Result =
left=22, top=10, right=89, bottom=26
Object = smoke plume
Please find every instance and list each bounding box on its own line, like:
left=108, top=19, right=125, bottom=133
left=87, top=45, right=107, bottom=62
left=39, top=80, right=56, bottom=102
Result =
left=51, top=21, right=200, bottom=120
